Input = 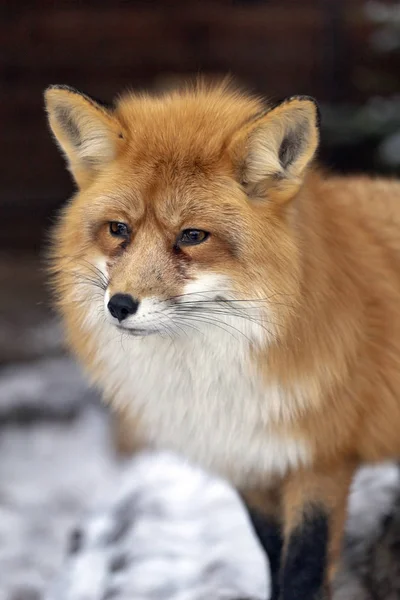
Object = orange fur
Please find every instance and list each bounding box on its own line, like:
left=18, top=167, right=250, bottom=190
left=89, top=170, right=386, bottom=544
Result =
left=45, top=79, right=400, bottom=598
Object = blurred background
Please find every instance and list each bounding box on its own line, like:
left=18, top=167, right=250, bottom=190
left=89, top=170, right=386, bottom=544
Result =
left=2, top=1, right=400, bottom=597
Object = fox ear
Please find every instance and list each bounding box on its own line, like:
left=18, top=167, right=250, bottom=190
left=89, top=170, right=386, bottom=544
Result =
left=44, top=85, right=124, bottom=188
left=229, top=96, right=320, bottom=203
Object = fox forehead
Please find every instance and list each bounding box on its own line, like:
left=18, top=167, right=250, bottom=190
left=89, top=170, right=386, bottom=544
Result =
left=114, top=85, right=263, bottom=167
left=92, top=97, right=263, bottom=226
left=84, top=88, right=263, bottom=228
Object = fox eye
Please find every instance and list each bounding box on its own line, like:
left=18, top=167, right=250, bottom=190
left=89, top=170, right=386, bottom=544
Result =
left=109, top=222, right=129, bottom=238
left=177, top=229, right=209, bottom=246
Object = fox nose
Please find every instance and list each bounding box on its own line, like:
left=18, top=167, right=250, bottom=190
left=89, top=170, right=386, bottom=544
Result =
left=107, top=293, right=139, bottom=322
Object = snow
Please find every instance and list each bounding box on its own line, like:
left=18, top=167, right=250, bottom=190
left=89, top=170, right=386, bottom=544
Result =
left=0, top=357, right=399, bottom=599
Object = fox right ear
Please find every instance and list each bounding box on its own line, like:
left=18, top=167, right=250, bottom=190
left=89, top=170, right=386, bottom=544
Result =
left=229, top=96, right=320, bottom=203
left=44, top=85, right=124, bottom=188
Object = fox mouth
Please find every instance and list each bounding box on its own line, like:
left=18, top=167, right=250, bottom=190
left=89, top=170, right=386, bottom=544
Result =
left=116, top=325, right=156, bottom=337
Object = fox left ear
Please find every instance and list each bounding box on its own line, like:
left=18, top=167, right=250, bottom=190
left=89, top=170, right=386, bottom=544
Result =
left=44, top=85, right=124, bottom=188
left=229, top=96, right=320, bottom=203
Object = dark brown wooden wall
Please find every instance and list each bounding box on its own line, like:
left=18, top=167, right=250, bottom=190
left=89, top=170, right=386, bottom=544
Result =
left=0, top=0, right=396, bottom=251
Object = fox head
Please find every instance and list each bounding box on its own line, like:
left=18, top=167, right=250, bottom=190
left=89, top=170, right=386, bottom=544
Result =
left=45, top=80, right=319, bottom=355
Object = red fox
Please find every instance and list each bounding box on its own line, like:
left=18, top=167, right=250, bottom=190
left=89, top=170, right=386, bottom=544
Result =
left=45, top=80, right=400, bottom=600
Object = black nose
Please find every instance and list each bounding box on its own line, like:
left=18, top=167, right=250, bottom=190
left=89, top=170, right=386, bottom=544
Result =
left=107, top=293, right=139, bottom=322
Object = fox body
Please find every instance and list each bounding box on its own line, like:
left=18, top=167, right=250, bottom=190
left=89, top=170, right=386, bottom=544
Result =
left=45, top=81, right=400, bottom=600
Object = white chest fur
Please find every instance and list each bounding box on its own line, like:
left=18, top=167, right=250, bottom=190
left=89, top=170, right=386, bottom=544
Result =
left=95, top=324, right=312, bottom=489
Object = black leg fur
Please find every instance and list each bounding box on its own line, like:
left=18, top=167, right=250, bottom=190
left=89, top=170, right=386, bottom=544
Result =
left=280, top=506, right=329, bottom=600
left=246, top=506, right=283, bottom=600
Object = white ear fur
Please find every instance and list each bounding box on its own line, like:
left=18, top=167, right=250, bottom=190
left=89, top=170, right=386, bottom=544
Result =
left=44, top=85, right=123, bottom=187
left=230, top=96, right=320, bottom=201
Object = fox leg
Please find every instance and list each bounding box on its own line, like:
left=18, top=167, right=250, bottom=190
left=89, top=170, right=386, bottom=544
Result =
left=247, top=507, right=283, bottom=600
left=279, top=463, right=355, bottom=600
left=243, top=488, right=283, bottom=600
left=110, top=408, right=145, bottom=457
left=110, top=411, right=136, bottom=456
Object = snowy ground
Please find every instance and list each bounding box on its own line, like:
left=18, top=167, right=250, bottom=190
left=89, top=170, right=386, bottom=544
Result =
left=0, top=357, right=269, bottom=600
left=0, top=356, right=400, bottom=600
